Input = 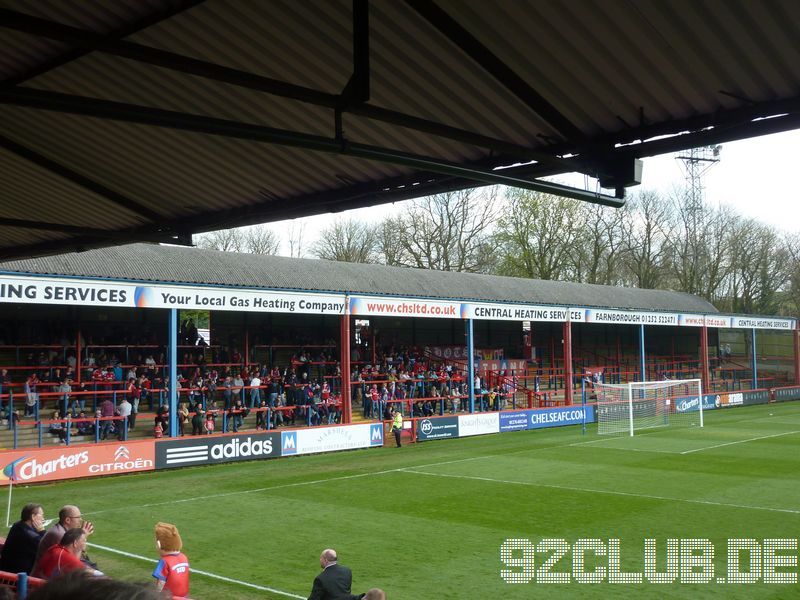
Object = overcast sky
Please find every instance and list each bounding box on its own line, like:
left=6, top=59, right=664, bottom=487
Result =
left=263, top=128, right=800, bottom=256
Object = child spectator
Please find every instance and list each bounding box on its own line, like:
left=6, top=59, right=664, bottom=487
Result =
left=204, top=411, right=215, bottom=435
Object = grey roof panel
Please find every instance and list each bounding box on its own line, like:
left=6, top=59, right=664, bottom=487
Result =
left=0, top=243, right=718, bottom=314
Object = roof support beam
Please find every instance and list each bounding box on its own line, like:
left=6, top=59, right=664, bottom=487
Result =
left=340, top=0, right=371, bottom=106
left=3, top=0, right=205, bottom=86
left=0, top=218, right=189, bottom=246
left=405, top=0, right=585, bottom=143
left=0, top=8, right=571, bottom=169
left=0, top=134, right=163, bottom=223
left=0, top=8, right=340, bottom=108
left=0, top=87, right=624, bottom=207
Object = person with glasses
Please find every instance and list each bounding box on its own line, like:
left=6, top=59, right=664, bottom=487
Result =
left=34, top=505, right=94, bottom=569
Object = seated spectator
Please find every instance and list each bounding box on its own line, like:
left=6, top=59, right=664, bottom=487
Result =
left=0, top=503, right=46, bottom=574
left=32, top=528, right=102, bottom=579
left=48, top=410, right=68, bottom=443
left=75, top=411, right=94, bottom=436
left=154, top=405, right=169, bottom=435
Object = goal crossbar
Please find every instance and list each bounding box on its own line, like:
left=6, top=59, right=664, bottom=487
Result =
left=594, top=379, right=703, bottom=436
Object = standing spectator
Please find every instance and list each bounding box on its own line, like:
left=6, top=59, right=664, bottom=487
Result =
left=191, top=404, right=205, bottom=436
left=232, top=373, right=244, bottom=404
left=229, top=399, right=245, bottom=432
left=56, top=379, right=72, bottom=416
left=222, top=376, right=233, bottom=409
left=308, top=548, right=355, bottom=600
left=99, top=396, right=115, bottom=440
left=0, top=503, right=46, bottom=574
left=127, top=378, right=140, bottom=430
left=390, top=406, right=403, bottom=448
left=249, top=374, right=261, bottom=409
left=204, top=411, right=215, bottom=435
left=177, top=402, right=189, bottom=436
left=152, top=522, right=190, bottom=598
left=0, top=368, right=9, bottom=415
left=24, top=372, right=40, bottom=417
left=255, top=400, right=268, bottom=430
left=117, top=396, right=132, bottom=441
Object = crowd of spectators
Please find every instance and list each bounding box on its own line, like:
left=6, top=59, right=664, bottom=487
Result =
left=0, top=337, right=523, bottom=448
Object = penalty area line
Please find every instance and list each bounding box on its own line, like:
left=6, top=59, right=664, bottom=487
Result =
left=400, top=469, right=800, bottom=515
left=89, top=542, right=305, bottom=599
left=680, top=430, right=800, bottom=454
left=85, top=455, right=488, bottom=517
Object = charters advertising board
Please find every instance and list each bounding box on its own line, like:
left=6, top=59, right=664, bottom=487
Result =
left=0, top=441, right=154, bottom=485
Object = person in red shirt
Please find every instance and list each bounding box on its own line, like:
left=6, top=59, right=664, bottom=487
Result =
left=152, top=522, right=190, bottom=597
left=33, top=528, right=101, bottom=579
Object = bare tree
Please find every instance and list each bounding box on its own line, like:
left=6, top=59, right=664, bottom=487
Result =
left=194, top=228, right=245, bottom=252
left=619, top=191, right=674, bottom=289
left=311, top=218, right=378, bottom=263
left=569, top=202, right=628, bottom=285
left=785, top=232, right=800, bottom=316
left=493, top=188, right=582, bottom=280
left=242, top=225, right=280, bottom=255
left=378, top=189, right=497, bottom=272
left=286, top=221, right=307, bottom=258
left=668, top=191, right=735, bottom=300
left=194, top=225, right=278, bottom=255
left=723, top=219, right=793, bottom=314
left=378, top=216, right=405, bottom=267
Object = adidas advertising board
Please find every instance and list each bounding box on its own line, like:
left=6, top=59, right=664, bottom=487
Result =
left=155, top=432, right=280, bottom=468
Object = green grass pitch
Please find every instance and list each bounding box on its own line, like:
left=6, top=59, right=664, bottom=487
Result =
left=11, top=401, right=800, bottom=599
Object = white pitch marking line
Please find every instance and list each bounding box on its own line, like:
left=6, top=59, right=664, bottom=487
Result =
left=400, top=469, right=800, bottom=515
left=89, top=542, right=304, bottom=599
left=680, top=430, right=800, bottom=454
left=84, top=455, right=488, bottom=517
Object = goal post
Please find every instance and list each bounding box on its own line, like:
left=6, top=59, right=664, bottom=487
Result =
left=594, top=379, right=703, bottom=436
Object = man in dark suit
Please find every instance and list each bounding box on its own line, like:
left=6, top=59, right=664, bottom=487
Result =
left=308, top=548, right=360, bottom=600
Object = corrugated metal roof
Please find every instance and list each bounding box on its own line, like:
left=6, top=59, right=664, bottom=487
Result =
left=0, top=243, right=718, bottom=314
left=1, top=0, right=798, bottom=260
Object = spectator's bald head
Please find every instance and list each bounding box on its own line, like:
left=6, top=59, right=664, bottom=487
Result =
left=319, top=548, right=337, bottom=567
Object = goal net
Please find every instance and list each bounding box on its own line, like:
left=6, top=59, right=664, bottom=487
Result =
left=594, top=379, right=703, bottom=436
